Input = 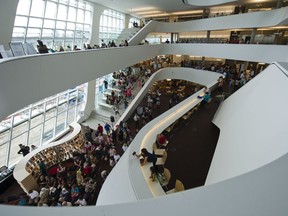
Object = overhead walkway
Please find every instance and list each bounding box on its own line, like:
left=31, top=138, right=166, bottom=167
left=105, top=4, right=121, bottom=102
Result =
left=129, top=6, right=288, bottom=45
left=1, top=43, right=288, bottom=120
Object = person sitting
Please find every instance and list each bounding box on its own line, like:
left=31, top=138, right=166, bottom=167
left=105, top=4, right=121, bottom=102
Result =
left=133, top=148, right=157, bottom=179
left=200, top=92, right=212, bottom=106
left=37, top=40, right=49, bottom=54
left=18, top=144, right=30, bottom=156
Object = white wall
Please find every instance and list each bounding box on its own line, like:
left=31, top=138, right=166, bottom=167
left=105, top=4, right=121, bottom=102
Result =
left=0, top=0, right=18, bottom=49
left=1, top=44, right=288, bottom=120
left=206, top=63, right=288, bottom=185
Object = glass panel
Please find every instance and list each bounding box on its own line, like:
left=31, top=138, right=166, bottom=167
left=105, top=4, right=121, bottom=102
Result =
left=58, top=100, right=68, bottom=112
left=84, top=24, right=90, bottom=32
left=9, top=134, right=27, bottom=167
left=57, top=4, right=68, bottom=20
left=26, top=28, right=41, bottom=38
left=28, top=124, right=42, bottom=149
left=56, top=112, right=67, bottom=136
left=43, top=20, right=55, bottom=29
left=14, top=16, right=28, bottom=27
left=75, top=31, right=83, bottom=38
left=67, top=108, right=76, bottom=124
left=0, top=129, right=10, bottom=145
left=30, top=0, right=45, bottom=17
left=69, top=0, right=77, bottom=6
left=42, top=29, right=54, bottom=38
left=77, top=9, right=84, bottom=23
left=45, top=1, right=57, bottom=19
left=0, top=141, right=8, bottom=168
left=67, top=22, right=75, bottom=30
left=28, top=18, right=43, bottom=28
left=53, top=40, right=65, bottom=50
left=67, top=7, right=76, bottom=22
left=43, top=117, right=56, bottom=143
left=56, top=21, right=66, bottom=29
left=86, top=3, right=93, bottom=11
left=78, top=1, right=85, bottom=9
left=74, top=39, right=82, bottom=48
left=12, top=27, right=26, bottom=38
left=66, top=31, right=74, bottom=38
left=12, top=121, right=28, bottom=139
left=64, top=40, right=73, bottom=49
left=59, top=0, right=69, bottom=4
left=45, top=107, right=57, bottom=120
left=16, top=0, right=31, bottom=16
left=76, top=24, right=83, bottom=31
left=84, top=11, right=91, bottom=24
left=55, top=30, right=65, bottom=37
left=30, top=113, right=44, bottom=129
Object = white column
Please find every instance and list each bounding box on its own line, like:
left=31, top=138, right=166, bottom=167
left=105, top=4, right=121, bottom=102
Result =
left=90, top=5, right=106, bottom=46
left=77, top=80, right=96, bottom=123
left=0, top=0, right=19, bottom=49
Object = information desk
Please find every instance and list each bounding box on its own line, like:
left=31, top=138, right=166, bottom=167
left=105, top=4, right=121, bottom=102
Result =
left=13, top=122, right=85, bottom=193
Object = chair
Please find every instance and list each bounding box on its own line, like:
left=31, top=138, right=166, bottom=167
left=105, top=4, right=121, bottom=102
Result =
left=166, top=179, right=185, bottom=194
left=161, top=168, right=171, bottom=190
left=156, top=150, right=167, bottom=165
left=153, top=142, right=165, bottom=156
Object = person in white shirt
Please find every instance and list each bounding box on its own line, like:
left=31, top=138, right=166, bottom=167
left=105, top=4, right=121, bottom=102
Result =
left=28, top=189, right=39, bottom=204
left=74, top=195, right=87, bottom=206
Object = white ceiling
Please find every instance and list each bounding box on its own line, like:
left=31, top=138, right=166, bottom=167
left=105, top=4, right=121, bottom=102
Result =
left=90, top=0, right=196, bottom=17
left=89, top=0, right=278, bottom=18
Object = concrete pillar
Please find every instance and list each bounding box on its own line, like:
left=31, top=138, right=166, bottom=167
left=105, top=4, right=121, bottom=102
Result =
left=250, top=28, right=257, bottom=44
left=0, top=0, right=19, bottom=49
left=207, top=30, right=211, bottom=43
left=125, top=14, right=131, bottom=29
left=201, top=56, right=206, bottom=68
left=276, top=0, right=283, bottom=8
left=77, top=80, right=96, bottom=123
left=90, top=6, right=106, bottom=46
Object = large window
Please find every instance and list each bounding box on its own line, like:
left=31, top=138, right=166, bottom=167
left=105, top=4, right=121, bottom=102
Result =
left=129, top=17, right=140, bottom=28
left=12, top=0, right=93, bottom=51
left=0, top=84, right=87, bottom=169
left=99, top=9, right=125, bottom=44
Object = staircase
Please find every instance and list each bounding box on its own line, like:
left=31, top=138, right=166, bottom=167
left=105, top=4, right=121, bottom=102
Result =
left=115, top=28, right=141, bottom=45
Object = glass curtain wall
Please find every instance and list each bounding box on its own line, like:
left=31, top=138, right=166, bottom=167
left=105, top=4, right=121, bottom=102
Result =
left=12, top=0, right=93, bottom=51
left=99, top=9, right=125, bottom=44
left=128, top=17, right=140, bottom=28
left=0, top=84, right=87, bottom=169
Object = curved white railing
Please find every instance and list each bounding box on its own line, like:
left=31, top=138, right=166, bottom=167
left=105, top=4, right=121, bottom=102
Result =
left=97, top=68, right=220, bottom=205
left=183, top=0, right=237, bottom=7
left=1, top=43, right=288, bottom=120
left=2, top=63, right=288, bottom=216
left=129, top=7, right=288, bottom=45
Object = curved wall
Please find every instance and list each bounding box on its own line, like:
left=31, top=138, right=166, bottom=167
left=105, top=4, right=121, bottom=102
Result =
left=1, top=44, right=288, bottom=120
left=129, top=7, right=288, bottom=45
left=207, top=62, right=288, bottom=185
left=98, top=67, right=220, bottom=205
